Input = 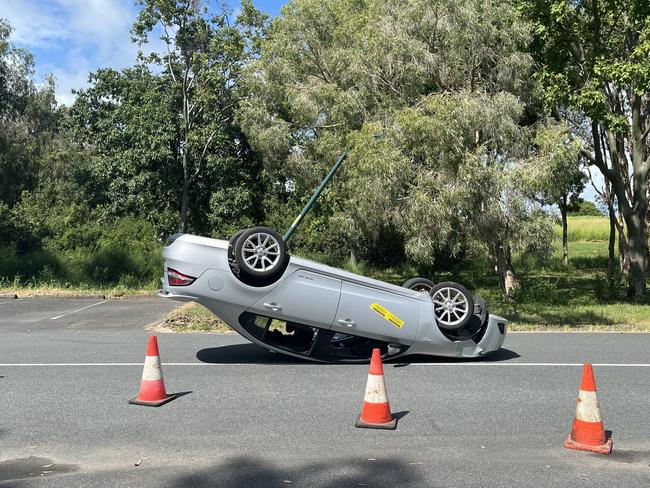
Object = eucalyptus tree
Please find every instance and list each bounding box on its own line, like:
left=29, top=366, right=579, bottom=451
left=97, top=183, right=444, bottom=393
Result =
left=239, top=0, right=551, bottom=295
left=0, top=18, right=59, bottom=249
left=0, top=18, right=58, bottom=208
left=525, top=122, right=585, bottom=266
left=73, top=1, right=268, bottom=235
left=131, top=0, right=267, bottom=233
left=521, top=0, right=650, bottom=296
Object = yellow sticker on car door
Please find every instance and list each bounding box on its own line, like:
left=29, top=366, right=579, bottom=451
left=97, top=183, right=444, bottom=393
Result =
left=370, top=303, right=405, bottom=328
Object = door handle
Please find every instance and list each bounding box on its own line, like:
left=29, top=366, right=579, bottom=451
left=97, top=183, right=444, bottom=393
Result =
left=338, top=318, right=356, bottom=327
left=263, top=302, right=282, bottom=312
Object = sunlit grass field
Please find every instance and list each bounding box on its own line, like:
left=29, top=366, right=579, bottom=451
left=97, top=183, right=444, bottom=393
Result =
left=554, top=215, right=611, bottom=242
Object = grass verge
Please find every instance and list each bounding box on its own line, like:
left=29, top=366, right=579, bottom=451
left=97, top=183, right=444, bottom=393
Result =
left=160, top=302, right=231, bottom=332
left=0, top=282, right=157, bottom=298
left=502, top=303, right=650, bottom=331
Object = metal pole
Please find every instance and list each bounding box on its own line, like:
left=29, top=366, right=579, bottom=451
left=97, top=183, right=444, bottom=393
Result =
left=283, top=151, right=348, bottom=242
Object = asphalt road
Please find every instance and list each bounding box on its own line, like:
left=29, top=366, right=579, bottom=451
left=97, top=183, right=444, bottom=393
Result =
left=1, top=297, right=649, bottom=487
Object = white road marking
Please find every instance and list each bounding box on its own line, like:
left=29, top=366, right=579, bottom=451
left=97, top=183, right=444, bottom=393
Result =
left=0, top=362, right=649, bottom=367
left=50, top=301, right=106, bottom=320
left=408, top=362, right=650, bottom=367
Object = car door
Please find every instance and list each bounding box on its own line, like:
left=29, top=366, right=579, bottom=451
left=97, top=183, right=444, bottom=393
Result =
left=248, top=270, right=342, bottom=328
left=332, top=282, right=420, bottom=344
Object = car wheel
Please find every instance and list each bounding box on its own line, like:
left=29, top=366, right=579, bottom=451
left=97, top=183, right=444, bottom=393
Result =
left=228, top=229, right=248, bottom=262
left=402, top=277, right=435, bottom=294
left=430, top=281, right=474, bottom=330
left=234, top=226, right=288, bottom=278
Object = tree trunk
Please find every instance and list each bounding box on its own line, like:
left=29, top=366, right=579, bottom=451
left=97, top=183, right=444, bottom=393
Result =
left=645, top=188, right=650, bottom=272
left=179, top=178, right=189, bottom=233
left=625, top=212, right=647, bottom=298
left=560, top=196, right=569, bottom=266
left=618, top=227, right=630, bottom=274
left=585, top=114, right=648, bottom=295
left=494, top=242, right=518, bottom=297
left=606, top=202, right=616, bottom=278
left=349, top=248, right=357, bottom=267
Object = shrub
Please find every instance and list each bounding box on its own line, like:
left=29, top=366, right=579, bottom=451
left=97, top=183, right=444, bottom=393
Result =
left=593, top=270, right=626, bottom=301
left=0, top=217, right=162, bottom=288
left=513, top=278, right=560, bottom=304
left=567, top=200, right=604, bottom=217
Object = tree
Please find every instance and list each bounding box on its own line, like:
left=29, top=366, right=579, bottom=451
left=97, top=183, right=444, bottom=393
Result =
left=239, top=0, right=553, bottom=296
left=521, top=0, right=650, bottom=297
left=567, top=199, right=604, bottom=216
left=0, top=18, right=60, bottom=249
left=72, top=1, right=268, bottom=236
left=132, top=0, right=267, bottom=233
left=0, top=18, right=58, bottom=208
left=587, top=166, right=623, bottom=277
left=525, top=122, right=585, bottom=265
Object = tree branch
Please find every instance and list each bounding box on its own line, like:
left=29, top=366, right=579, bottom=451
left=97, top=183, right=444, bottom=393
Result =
left=161, top=22, right=177, bottom=84
left=189, top=127, right=222, bottom=183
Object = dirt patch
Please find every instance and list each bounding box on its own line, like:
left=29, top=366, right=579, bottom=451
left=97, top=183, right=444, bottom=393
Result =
left=155, top=302, right=232, bottom=333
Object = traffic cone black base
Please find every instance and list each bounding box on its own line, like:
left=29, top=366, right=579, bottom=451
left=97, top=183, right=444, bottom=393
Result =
left=355, top=415, right=397, bottom=430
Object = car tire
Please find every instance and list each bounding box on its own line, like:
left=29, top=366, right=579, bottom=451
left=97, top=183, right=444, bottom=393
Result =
left=402, top=277, right=436, bottom=294
left=430, top=281, right=474, bottom=330
left=234, top=226, right=288, bottom=278
left=228, top=229, right=248, bottom=263
left=473, top=294, right=488, bottom=325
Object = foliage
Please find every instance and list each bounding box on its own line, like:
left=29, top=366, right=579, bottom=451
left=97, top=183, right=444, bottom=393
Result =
left=522, top=121, right=585, bottom=208
left=520, top=0, right=650, bottom=296
left=593, top=269, right=627, bottom=301
left=567, top=199, right=604, bottom=217
left=71, top=0, right=268, bottom=236
left=0, top=19, right=59, bottom=215
left=0, top=1, right=647, bottom=302
left=239, top=0, right=554, bottom=295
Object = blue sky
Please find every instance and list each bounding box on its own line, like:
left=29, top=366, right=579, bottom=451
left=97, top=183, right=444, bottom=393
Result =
left=0, top=0, right=285, bottom=105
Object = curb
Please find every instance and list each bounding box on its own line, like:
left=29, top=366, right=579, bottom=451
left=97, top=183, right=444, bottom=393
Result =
left=17, top=294, right=107, bottom=300
left=0, top=293, right=18, bottom=299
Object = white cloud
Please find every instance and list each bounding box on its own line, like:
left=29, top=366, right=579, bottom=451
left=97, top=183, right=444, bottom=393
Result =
left=0, top=0, right=168, bottom=104
left=0, top=2, right=66, bottom=48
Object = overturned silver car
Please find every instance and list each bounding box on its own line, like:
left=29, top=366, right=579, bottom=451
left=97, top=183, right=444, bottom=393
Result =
left=159, top=226, right=507, bottom=363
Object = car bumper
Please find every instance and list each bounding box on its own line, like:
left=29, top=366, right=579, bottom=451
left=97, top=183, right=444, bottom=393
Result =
left=458, top=314, right=508, bottom=357
left=158, top=289, right=198, bottom=302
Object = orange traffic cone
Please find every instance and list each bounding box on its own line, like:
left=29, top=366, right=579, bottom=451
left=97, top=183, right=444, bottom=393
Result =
left=129, top=336, right=179, bottom=407
left=564, top=363, right=612, bottom=454
left=355, top=348, right=397, bottom=430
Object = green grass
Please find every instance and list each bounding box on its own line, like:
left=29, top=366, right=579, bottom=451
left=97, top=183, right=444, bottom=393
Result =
left=161, top=302, right=231, bottom=332
left=496, top=302, right=650, bottom=331
left=554, top=215, right=611, bottom=241
left=0, top=277, right=157, bottom=298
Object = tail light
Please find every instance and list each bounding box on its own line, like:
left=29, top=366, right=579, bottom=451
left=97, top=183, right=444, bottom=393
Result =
left=167, top=267, right=196, bottom=286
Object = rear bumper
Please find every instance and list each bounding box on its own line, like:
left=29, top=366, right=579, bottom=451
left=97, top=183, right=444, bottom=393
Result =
left=158, top=289, right=198, bottom=302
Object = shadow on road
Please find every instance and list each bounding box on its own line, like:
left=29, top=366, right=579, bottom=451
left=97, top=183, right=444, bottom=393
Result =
left=196, top=343, right=520, bottom=366
left=0, top=456, right=78, bottom=483
left=163, top=455, right=424, bottom=488
left=391, top=347, right=520, bottom=367
left=196, top=343, right=312, bottom=364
